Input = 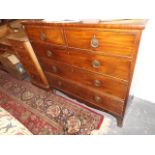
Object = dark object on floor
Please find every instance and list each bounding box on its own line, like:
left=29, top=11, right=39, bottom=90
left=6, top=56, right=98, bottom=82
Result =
left=0, top=52, right=27, bottom=80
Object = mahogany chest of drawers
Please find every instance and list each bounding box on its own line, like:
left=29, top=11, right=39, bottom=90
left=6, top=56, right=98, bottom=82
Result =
left=7, top=31, right=49, bottom=89
left=23, top=19, right=147, bottom=127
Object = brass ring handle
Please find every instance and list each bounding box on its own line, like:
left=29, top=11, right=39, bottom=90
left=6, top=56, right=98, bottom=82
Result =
left=91, top=60, right=101, bottom=68
left=40, top=32, right=46, bottom=41
left=94, top=95, right=102, bottom=103
left=52, top=66, right=57, bottom=73
left=46, top=50, right=53, bottom=57
left=91, top=35, right=99, bottom=48
left=94, top=80, right=101, bottom=87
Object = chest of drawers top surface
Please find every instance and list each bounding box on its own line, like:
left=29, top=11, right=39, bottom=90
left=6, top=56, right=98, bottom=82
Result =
left=23, top=19, right=147, bottom=29
left=22, top=19, right=147, bottom=127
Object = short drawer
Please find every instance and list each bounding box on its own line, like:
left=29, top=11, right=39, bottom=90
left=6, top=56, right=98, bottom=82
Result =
left=39, top=58, right=128, bottom=100
left=8, top=39, right=24, bottom=48
left=65, top=28, right=137, bottom=57
left=31, top=42, right=131, bottom=81
left=25, top=25, right=65, bottom=46
left=8, top=40, right=28, bottom=55
left=45, top=72, right=124, bottom=116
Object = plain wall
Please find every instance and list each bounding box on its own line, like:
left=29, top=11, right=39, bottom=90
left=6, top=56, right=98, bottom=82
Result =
left=130, top=19, right=155, bottom=103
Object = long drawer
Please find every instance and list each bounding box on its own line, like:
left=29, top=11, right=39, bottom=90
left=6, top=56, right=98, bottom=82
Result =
left=24, top=25, right=65, bottom=46
left=65, top=28, right=137, bottom=57
left=39, top=57, right=128, bottom=99
left=31, top=42, right=131, bottom=81
left=45, top=71, right=124, bottom=116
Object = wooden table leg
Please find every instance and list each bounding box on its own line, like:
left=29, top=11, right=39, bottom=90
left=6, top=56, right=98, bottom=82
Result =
left=117, top=117, right=123, bottom=127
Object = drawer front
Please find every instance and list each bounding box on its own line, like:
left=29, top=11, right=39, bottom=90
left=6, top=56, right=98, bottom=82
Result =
left=8, top=39, right=23, bottom=47
left=45, top=72, right=124, bottom=116
left=17, top=52, right=30, bottom=63
left=25, top=25, right=65, bottom=46
left=65, top=28, right=137, bottom=57
left=0, top=49, right=5, bottom=54
left=32, top=42, right=131, bottom=81
left=0, top=44, right=12, bottom=52
left=12, top=46, right=31, bottom=63
left=39, top=58, right=128, bottom=99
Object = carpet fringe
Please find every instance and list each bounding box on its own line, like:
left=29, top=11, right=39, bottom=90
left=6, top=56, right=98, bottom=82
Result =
left=90, top=117, right=111, bottom=135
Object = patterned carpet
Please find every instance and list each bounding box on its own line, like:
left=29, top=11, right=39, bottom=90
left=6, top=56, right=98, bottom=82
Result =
left=0, top=70, right=104, bottom=135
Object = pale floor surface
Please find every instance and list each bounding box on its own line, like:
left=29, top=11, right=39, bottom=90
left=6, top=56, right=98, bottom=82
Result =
left=56, top=90, right=155, bottom=135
